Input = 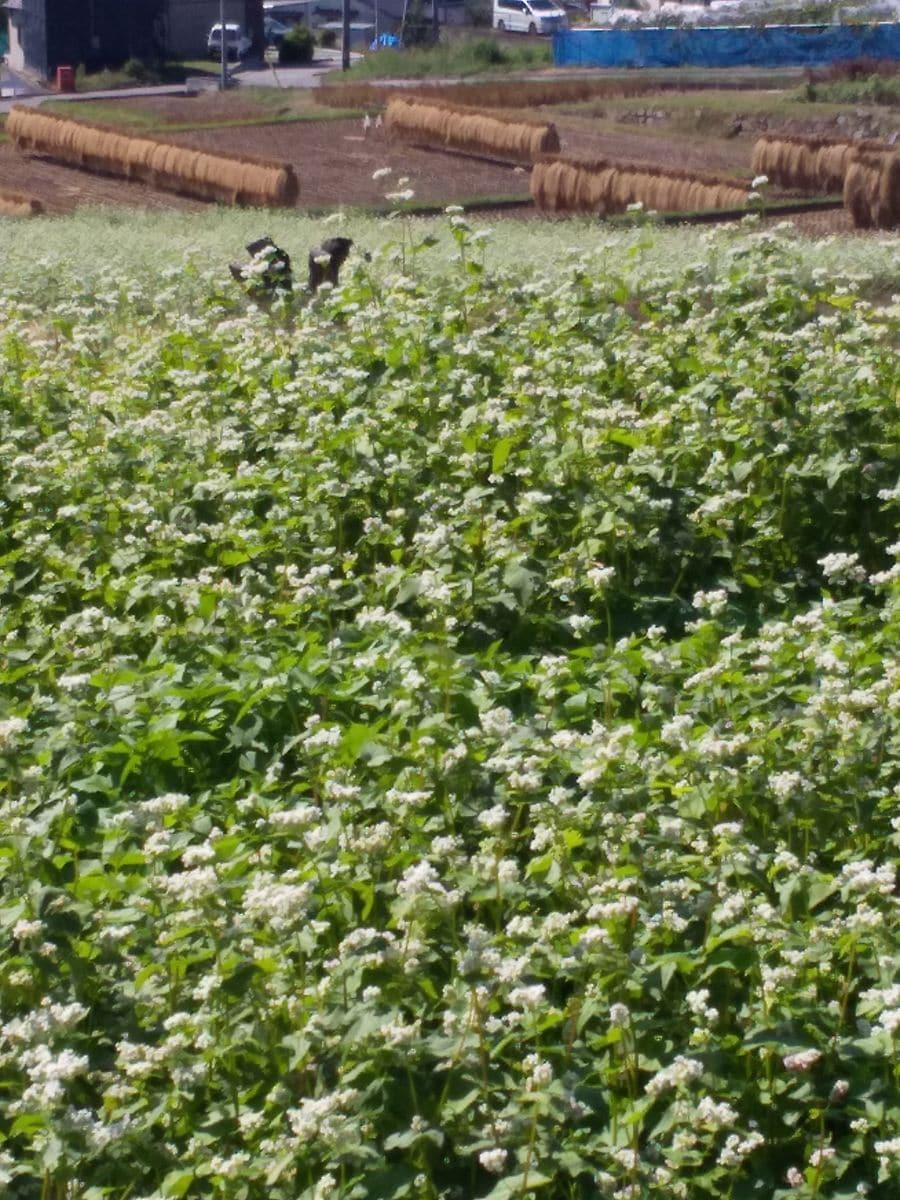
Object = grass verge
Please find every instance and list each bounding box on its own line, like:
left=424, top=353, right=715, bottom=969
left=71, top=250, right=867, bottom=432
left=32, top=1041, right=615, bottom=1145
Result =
left=339, top=32, right=552, bottom=79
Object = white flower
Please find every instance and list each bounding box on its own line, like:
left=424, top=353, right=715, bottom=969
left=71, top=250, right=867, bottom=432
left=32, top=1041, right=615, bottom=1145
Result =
left=286, top=1088, right=359, bottom=1141
left=694, top=1096, right=738, bottom=1129
left=661, top=714, right=693, bottom=748
left=809, top=1147, right=835, bottom=1168
left=818, top=551, right=866, bottom=584
left=477, top=804, right=508, bottom=832
left=609, top=1002, right=630, bottom=1028
left=372, top=166, right=392, bottom=180
left=875, top=1135, right=900, bottom=1169
left=13, top=919, right=43, bottom=940
left=567, top=613, right=593, bottom=637
left=523, top=1054, right=553, bottom=1090
left=686, top=988, right=719, bottom=1024
left=876, top=1009, right=900, bottom=1035
left=314, top=1173, right=339, bottom=1200
left=692, top=588, right=727, bottom=615
left=508, top=984, right=545, bottom=1010
left=479, top=1148, right=508, bottom=1174
left=645, top=1055, right=703, bottom=1096
left=209, top=1152, right=250, bottom=1179
left=587, top=563, right=615, bottom=589
left=752, top=174, right=769, bottom=189
left=769, top=771, right=808, bottom=800
left=0, top=716, right=27, bottom=750
left=59, top=672, right=91, bottom=691
left=783, top=1049, right=822, bottom=1072
left=717, top=1131, right=764, bottom=1167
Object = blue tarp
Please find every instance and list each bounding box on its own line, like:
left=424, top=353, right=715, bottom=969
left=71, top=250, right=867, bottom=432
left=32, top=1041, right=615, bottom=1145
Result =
left=553, top=22, right=900, bottom=69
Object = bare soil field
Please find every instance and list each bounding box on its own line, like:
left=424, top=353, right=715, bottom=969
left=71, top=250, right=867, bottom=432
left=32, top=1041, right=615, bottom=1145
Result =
left=0, top=142, right=210, bottom=214
left=176, top=118, right=536, bottom=208
left=0, top=117, right=532, bottom=214
left=0, top=89, right=874, bottom=235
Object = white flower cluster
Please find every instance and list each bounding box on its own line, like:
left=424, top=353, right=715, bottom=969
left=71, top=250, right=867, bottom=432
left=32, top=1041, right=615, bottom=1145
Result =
left=694, top=1096, right=738, bottom=1129
left=717, top=1130, right=764, bottom=1167
left=478, top=1147, right=508, bottom=1174
left=692, top=588, right=728, bottom=615
left=818, top=551, right=867, bottom=584
left=13, top=1045, right=90, bottom=1109
left=241, top=872, right=313, bottom=932
left=286, top=1088, right=359, bottom=1144
left=685, top=988, right=719, bottom=1025
left=645, top=1055, right=704, bottom=1096
left=396, top=860, right=460, bottom=908
left=0, top=715, right=27, bottom=751
left=782, top=1049, right=822, bottom=1073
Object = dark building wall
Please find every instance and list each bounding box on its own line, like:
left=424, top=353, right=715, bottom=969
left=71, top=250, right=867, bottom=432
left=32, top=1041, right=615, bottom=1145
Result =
left=43, top=0, right=165, bottom=73
left=8, top=0, right=258, bottom=77
left=245, top=0, right=264, bottom=53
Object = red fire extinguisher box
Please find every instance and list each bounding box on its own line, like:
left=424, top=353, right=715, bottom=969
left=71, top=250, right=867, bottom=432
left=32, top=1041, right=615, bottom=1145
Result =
left=55, top=65, right=75, bottom=92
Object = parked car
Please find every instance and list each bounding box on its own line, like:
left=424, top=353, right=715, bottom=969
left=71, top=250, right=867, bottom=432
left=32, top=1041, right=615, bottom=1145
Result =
left=264, top=16, right=293, bottom=45
left=207, top=23, right=253, bottom=61
left=493, top=0, right=568, bottom=33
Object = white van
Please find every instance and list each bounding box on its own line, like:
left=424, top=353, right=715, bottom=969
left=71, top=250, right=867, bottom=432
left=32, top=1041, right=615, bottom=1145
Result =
left=207, top=23, right=253, bottom=60
left=493, top=0, right=568, bottom=34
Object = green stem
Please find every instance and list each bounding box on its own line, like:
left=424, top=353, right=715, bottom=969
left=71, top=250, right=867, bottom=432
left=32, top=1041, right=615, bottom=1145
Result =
left=520, top=1108, right=539, bottom=1196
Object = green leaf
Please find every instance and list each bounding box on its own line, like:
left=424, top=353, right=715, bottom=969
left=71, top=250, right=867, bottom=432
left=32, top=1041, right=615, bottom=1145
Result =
left=492, top=436, right=515, bottom=474
left=483, top=1172, right=552, bottom=1200
left=160, top=1170, right=195, bottom=1198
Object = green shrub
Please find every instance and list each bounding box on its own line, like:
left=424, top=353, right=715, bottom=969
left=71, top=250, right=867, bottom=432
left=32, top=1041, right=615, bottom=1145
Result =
left=799, top=73, right=900, bottom=106
left=279, top=23, right=316, bottom=64
left=121, top=57, right=155, bottom=83
left=472, top=36, right=508, bottom=66
left=318, top=27, right=338, bottom=48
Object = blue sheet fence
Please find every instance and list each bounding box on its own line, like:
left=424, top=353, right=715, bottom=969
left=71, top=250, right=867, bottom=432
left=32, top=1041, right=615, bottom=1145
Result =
left=552, top=22, right=900, bottom=70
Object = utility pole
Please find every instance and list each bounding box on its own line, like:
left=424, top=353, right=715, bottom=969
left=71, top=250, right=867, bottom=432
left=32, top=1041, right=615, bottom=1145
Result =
left=219, top=0, right=228, bottom=90
left=342, top=0, right=351, bottom=70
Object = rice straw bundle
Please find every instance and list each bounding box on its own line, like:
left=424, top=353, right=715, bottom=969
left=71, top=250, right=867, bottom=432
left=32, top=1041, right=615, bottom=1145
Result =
left=384, top=95, right=558, bottom=164
left=844, top=148, right=900, bottom=229
left=531, top=155, right=748, bottom=216
left=7, top=105, right=298, bottom=207
left=0, top=187, right=44, bottom=216
left=752, top=132, right=893, bottom=193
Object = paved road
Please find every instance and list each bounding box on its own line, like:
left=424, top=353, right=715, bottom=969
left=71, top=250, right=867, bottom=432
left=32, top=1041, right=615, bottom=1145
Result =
left=231, top=46, right=359, bottom=87
left=0, top=48, right=360, bottom=114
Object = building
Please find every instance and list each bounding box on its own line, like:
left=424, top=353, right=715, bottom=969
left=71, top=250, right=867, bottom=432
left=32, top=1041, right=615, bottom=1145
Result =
left=165, top=0, right=264, bottom=60
left=0, top=0, right=265, bottom=79
left=2, top=0, right=166, bottom=78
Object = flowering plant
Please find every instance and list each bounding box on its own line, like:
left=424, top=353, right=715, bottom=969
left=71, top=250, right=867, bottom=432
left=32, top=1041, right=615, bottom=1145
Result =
left=0, top=217, right=898, bottom=1200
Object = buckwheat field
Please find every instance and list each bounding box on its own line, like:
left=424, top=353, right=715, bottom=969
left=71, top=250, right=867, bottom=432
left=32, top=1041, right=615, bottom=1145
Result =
left=1, top=209, right=899, bottom=1200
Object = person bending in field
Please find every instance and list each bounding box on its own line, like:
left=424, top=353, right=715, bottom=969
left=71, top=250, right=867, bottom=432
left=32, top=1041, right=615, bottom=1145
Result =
left=308, top=237, right=354, bottom=294
left=229, top=236, right=293, bottom=306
